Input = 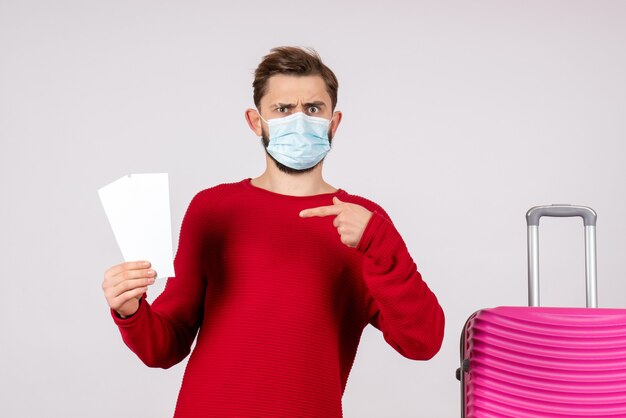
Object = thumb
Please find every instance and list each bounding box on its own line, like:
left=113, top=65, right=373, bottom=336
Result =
left=333, top=196, right=343, bottom=205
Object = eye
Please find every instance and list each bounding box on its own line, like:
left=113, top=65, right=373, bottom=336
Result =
left=307, top=106, right=320, bottom=114
left=277, top=107, right=288, bottom=113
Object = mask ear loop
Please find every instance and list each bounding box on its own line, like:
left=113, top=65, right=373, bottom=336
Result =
left=256, top=111, right=269, bottom=126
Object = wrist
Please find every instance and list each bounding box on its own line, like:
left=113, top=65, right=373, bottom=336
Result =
left=114, top=298, right=142, bottom=319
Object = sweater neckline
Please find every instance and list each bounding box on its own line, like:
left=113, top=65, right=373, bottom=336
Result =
left=242, top=178, right=346, bottom=201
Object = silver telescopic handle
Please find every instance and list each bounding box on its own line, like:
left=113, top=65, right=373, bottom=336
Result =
left=526, top=205, right=598, bottom=308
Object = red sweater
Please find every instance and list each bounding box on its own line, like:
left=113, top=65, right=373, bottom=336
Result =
left=113, top=179, right=444, bottom=417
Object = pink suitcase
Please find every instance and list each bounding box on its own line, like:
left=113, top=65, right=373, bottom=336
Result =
left=458, top=205, right=626, bottom=417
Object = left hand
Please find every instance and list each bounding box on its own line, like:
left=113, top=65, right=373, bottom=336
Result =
left=300, top=197, right=373, bottom=248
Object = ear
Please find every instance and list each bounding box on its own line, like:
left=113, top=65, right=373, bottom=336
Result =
left=329, top=110, right=342, bottom=138
left=245, top=108, right=263, bottom=136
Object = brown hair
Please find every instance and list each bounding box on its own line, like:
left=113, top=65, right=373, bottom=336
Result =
left=253, top=46, right=339, bottom=110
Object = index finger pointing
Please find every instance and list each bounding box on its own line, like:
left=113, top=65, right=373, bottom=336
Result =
left=300, top=205, right=343, bottom=218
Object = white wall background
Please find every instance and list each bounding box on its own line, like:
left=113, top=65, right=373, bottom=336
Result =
left=1, top=1, right=625, bottom=417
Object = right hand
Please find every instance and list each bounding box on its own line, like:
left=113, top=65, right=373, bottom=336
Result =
left=102, top=261, right=157, bottom=318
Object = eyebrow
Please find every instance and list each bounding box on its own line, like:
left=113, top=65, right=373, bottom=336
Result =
left=273, top=101, right=327, bottom=109
left=303, top=101, right=326, bottom=108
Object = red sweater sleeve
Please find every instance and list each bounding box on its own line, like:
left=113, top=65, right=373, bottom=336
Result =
left=111, top=192, right=210, bottom=368
left=356, top=211, right=445, bottom=360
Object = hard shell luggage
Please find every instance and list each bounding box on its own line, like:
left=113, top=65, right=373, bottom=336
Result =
left=458, top=205, right=626, bottom=417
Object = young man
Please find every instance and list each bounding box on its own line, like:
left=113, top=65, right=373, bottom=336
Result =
left=102, top=46, right=444, bottom=418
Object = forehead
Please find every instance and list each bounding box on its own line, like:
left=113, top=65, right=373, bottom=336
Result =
left=261, top=74, right=331, bottom=106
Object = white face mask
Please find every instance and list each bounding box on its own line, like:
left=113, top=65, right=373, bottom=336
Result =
left=259, top=112, right=332, bottom=170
